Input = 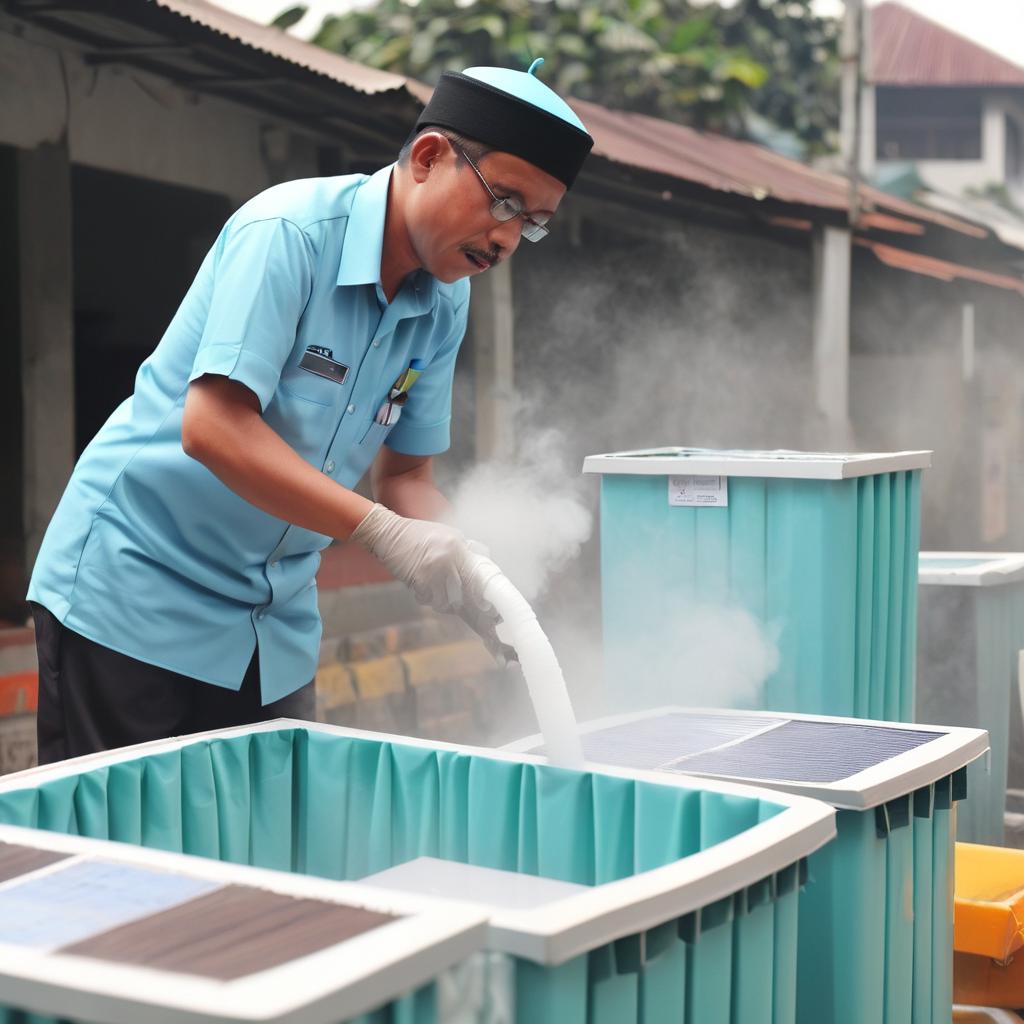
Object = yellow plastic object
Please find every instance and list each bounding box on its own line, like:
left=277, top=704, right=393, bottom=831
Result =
left=956, top=843, right=1024, bottom=960
left=954, top=952, right=1024, bottom=1010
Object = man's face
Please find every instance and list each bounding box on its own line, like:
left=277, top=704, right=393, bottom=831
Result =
left=405, top=135, right=567, bottom=283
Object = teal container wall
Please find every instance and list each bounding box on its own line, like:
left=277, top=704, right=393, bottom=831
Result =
left=917, top=579, right=1024, bottom=844
left=600, top=471, right=922, bottom=719
left=0, top=728, right=805, bottom=1024
left=794, top=774, right=959, bottom=1024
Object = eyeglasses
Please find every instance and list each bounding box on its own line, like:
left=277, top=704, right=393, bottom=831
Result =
left=452, top=143, right=551, bottom=243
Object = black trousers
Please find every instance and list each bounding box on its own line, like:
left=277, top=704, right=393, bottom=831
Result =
left=31, top=604, right=315, bottom=765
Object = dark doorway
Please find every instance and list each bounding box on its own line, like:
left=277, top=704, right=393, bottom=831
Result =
left=72, top=167, right=231, bottom=453
left=0, top=145, right=24, bottom=621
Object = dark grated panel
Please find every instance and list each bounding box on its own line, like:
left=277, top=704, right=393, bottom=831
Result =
left=667, top=719, right=940, bottom=782
left=63, top=884, right=398, bottom=980
left=0, top=843, right=70, bottom=884
left=578, top=714, right=944, bottom=783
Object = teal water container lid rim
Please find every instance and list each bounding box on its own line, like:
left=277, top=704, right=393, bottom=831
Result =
left=0, top=821, right=489, bottom=1023
left=583, top=447, right=932, bottom=480
left=0, top=719, right=835, bottom=968
left=506, top=707, right=988, bottom=811
left=919, top=550, right=1024, bottom=587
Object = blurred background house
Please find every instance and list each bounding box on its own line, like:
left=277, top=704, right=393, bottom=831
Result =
left=869, top=1, right=1024, bottom=204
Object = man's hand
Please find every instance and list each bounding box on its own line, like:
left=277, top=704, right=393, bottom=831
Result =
left=351, top=504, right=514, bottom=664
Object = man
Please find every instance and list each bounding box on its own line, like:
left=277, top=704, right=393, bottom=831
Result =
left=27, top=61, right=593, bottom=763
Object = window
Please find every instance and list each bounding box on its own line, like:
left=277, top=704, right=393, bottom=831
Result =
left=876, top=87, right=982, bottom=161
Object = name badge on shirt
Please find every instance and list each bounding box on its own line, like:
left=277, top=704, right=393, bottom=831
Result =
left=299, top=345, right=349, bottom=384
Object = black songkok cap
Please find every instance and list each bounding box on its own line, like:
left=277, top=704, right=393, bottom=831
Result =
left=415, top=66, right=594, bottom=189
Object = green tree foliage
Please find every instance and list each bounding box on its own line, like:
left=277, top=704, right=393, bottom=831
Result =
left=274, top=0, right=839, bottom=155
left=716, top=0, right=839, bottom=155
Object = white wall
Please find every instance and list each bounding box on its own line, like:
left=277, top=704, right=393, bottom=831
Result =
left=0, top=16, right=320, bottom=204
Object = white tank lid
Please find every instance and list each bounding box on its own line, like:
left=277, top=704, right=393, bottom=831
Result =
left=919, top=552, right=1024, bottom=587
left=583, top=447, right=933, bottom=480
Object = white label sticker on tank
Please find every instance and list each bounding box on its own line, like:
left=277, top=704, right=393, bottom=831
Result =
left=668, top=475, right=729, bottom=507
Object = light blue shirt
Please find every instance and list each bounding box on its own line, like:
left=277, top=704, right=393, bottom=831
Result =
left=28, top=165, right=470, bottom=703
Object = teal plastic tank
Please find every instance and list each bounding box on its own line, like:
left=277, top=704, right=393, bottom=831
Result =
left=509, top=708, right=987, bottom=1024
left=588, top=448, right=930, bottom=721
left=918, top=552, right=1024, bottom=845
left=0, top=721, right=835, bottom=1024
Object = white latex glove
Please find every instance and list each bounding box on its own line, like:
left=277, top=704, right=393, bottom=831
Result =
left=351, top=504, right=515, bottom=665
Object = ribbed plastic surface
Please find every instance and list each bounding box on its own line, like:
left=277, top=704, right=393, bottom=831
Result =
left=918, top=571, right=1024, bottom=844
left=0, top=727, right=803, bottom=1024
left=559, top=710, right=965, bottom=1024
left=599, top=467, right=922, bottom=721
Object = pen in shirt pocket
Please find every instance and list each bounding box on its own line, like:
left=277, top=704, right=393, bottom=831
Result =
left=376, top=358, right=426, bottom=426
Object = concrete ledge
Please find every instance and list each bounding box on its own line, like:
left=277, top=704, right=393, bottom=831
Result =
left=350, top=655, right=407, bottom=701
left=0, top=714, right=36, bottom=774
left=401, top=641, right=493, bottom=689
left=0, top=627, right=37, bottom=676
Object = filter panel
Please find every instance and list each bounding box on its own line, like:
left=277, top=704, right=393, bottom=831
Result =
left=574, top=713, right=781, bottom=770
left=577, top=714, right=942, bottom=783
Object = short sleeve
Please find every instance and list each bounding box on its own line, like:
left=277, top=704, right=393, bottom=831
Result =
left=188, top=218, right=315, bottom=411
left=386, top=291, right=469, bottom=457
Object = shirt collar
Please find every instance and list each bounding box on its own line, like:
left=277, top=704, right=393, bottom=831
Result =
left=337, top=164, right=393, bottom=288
left=336, top=164, right=440, bottom=318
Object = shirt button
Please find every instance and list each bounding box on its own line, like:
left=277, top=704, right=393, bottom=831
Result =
left=269, top=560, right=279, bottom=569
left=347, top=404, right=356, bottom=414
left=372, top=339, right=380, bottom=348
left=255, top=608, right=266, bottom=621
left=325, top=460, right=336, bottom=474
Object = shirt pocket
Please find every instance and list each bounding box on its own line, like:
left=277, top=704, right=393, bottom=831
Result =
left=347, top=417, right=395, bottom=484
left=264, top=381, right=340, bottom=466
left=358, top=420, right=393, bottom=448
left=357, top=396, right=402, bottom=444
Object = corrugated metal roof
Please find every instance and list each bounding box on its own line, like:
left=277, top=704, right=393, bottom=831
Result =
left=571, top=97, right=986, bottom=237
left=10, top=0, right=1000, bottom=244
left=871, top=2, right=1024, bottom=87
left=151, top=0, right=410, bottom=96
left=117, top=0, right=987, bottom=239
left=921, top=191, right=1024, bottom=252
left=856, top=238, right=1024, bottom=295
left=155, top=2, right=985, bottom=240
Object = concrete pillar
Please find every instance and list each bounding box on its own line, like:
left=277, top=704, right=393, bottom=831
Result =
left=812, top=225, right=853, bottom=447
left=469, top=259, right=515, bottom=461
left=860, top=84, right=877, bottom=181
left=839, top=0, right=866, bottom=222
left=18, top=142, right=75, bottom=575
left=982, top=96, right=1007, bottom=182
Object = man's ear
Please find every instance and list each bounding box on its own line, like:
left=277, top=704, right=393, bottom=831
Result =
left=408, top=132, right=450, bottom=183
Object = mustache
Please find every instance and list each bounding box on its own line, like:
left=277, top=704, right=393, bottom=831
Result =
left=460, top=245, right=501, bottom=267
